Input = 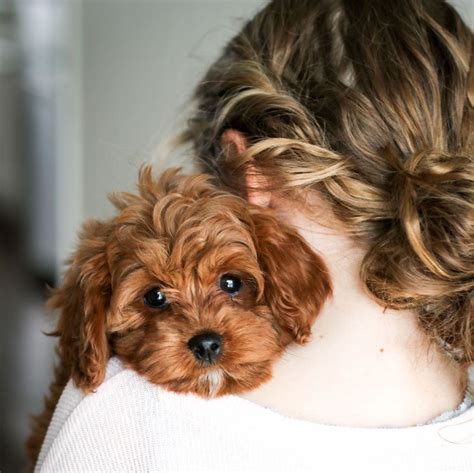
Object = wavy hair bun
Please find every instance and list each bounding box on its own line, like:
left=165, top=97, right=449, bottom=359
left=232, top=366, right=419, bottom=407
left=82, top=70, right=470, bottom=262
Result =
left=362, top=149, right=473, bottom=360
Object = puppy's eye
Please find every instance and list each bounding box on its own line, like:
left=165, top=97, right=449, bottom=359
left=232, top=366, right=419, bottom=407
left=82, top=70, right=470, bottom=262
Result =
left=219, top=274, right=242, bottom=295
left=144, top=288, right=168, bottom=309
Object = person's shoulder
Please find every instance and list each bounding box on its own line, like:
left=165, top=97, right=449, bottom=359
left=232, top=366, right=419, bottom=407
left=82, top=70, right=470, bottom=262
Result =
left=39, top=357, right=148, bottom=444
left=36, top=357, right=474, bottom=472
left=36, top=357, right=278, bottom=471
left=36, top=357, right=181, bottom=471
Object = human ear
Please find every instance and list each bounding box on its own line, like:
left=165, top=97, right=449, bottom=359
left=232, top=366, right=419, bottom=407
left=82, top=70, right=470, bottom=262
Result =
left=220, top=129, right=272, bottom=208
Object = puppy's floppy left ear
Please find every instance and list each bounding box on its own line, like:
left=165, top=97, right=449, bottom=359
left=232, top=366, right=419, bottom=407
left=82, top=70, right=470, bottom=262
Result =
left=251, top=211, right=332, bottom=345
left=48, top=219, right=112, bottom=392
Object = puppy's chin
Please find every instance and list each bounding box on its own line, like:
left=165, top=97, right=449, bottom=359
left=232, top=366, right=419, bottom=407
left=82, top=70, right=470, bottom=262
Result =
left=198, top=369, right=224, bottom=398
left=148, top=358, right=277, bottom=399
left=156, top=370, right=227, bottom=399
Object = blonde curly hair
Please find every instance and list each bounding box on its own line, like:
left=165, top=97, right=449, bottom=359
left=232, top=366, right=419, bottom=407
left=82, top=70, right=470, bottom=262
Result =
left=179, top=0, right=473, bottom=363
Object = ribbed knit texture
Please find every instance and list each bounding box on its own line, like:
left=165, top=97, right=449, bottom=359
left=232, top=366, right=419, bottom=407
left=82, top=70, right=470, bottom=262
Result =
left=36, top=358, right=473, bottom=472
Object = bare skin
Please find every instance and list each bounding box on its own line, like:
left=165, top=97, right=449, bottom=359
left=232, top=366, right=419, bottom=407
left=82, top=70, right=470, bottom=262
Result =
left=222, top=129, right=467, bottom=428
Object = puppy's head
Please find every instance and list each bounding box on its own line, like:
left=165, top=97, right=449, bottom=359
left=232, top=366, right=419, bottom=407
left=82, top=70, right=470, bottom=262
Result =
left=50, top=167, right=331, bottom=397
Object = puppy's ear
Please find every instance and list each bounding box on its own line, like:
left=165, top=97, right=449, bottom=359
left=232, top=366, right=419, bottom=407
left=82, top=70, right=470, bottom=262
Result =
left=48, top=219, right=112, bottom=392
left=252, top=211, right=332, bottom=345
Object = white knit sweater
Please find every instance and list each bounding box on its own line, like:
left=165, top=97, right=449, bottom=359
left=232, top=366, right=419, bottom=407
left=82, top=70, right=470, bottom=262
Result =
left=36, top=358, right=473, bottom=473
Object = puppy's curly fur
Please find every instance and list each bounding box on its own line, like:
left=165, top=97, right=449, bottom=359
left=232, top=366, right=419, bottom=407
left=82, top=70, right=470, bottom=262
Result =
left=26, top=166, right=332, bottom=467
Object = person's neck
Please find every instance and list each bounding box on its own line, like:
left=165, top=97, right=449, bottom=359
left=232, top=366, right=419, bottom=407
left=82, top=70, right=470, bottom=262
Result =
left=240, top=199, right=467, bottom=427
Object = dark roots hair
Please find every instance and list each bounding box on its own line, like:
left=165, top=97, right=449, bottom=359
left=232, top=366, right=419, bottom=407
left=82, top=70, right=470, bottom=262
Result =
left=179, top=0, right=473, bottom=363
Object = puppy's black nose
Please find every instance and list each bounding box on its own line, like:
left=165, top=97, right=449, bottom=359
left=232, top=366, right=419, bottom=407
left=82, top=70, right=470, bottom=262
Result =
left=188, top=332, right=223, bottom=364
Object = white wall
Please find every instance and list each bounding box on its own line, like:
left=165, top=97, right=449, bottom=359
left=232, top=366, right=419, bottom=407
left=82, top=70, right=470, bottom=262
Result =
left=81, top=0, right=266, bottom=220
left=451, top=0, right=473, bottom=26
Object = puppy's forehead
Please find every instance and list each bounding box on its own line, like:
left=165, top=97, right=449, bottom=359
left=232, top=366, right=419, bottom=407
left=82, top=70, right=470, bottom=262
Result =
left=124, top=192, right=259, bottom=283
left=155, top=193, right=258, bottom=266
left=153, top=192, right=250, bottom=233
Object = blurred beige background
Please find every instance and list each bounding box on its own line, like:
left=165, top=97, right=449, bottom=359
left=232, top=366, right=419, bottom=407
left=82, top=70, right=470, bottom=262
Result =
left=0, top=0, right=471, bottom=471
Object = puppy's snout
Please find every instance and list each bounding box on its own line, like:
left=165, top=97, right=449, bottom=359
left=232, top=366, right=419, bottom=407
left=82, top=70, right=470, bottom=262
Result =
left=188, top=332, right=223, bottom=364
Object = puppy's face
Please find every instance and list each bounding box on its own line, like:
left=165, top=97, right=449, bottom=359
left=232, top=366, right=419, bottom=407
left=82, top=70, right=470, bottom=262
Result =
left=50, top=167, right=331, bottom=398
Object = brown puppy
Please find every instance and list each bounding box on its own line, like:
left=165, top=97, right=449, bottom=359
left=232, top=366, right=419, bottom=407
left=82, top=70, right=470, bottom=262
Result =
left=26, top=166, right=331, bottom=466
